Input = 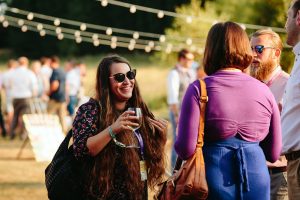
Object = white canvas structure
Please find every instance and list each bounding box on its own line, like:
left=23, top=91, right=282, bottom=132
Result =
left=22, top=114, right=65, bottom=162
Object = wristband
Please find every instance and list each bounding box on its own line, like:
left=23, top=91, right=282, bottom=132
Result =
left=108, top=126, right=117, bottom=139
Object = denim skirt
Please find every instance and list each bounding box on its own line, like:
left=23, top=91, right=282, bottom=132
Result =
left=203, top=137, right=270, bottom=200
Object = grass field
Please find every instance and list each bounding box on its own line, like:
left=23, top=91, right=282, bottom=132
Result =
left=0, top=53, right=174, bottom=200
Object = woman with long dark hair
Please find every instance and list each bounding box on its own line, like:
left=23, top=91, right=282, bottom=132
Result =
left=72, top=55, right=167, bottom=199
left=175, top=22, right=282, bottom=199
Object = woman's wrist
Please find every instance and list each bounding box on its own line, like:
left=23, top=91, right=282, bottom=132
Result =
left=108, top=126, right=117, bottom=139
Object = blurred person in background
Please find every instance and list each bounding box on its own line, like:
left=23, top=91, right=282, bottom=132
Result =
left=166, top=49, right=196, bottom=169
left=2, top=59, right=18, bottom=136
left=47, top=56, right=67, bottom=133
left=31, top=60, right=48, bottom=112
left=175, top=22, right=281, bottom=200
left=65, top=60, right=81, bottom=117
left=250, top=29, right=289, bottom=200
left=9, top=56, right=37, bottom=140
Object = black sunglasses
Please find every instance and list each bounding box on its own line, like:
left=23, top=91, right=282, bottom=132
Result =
left=251, top=45, right=275, bottom=54
left=109, top=69, right=136, bottom=83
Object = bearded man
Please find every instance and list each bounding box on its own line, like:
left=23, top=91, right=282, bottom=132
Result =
left=250, top=29, right=289, bottom=200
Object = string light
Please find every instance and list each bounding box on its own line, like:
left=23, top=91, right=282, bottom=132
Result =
left=2, top=20, right=9, bottom=27
left=157, top=11, right=164, bottom=18
left=111, top=36, right=117, bottom=43
left=5, top=7, right=205, bottom=44
left=130, top=5, right=136, bottom=13
left=21, top=25, right=27, bottom=32
left=97, top=0, right=287, bottom=33
left=0, top=15, right=4, bottom=22
left=101, top=0, right=108, bottom=7
left=133, top=32, right=139, bottom=39
left=148, top=41, right=155, bottom=48
left=186, top=16, right=193, bottom=24
left=128, top=44, right=135, bottom=51
left=54, top=18, right=60, bottom=26
left=57, top=33, right=64, bottom=40
left=17, top=19, right=24, bottom=26
left=186, top=38, right=192, bottom=45
left=159, top=35, right=166, bottom=42
left=111, top=42, right=117, bottom=49
left=80, top=23, right=86, bottom=31
left=74, top=30, right=81, bottom=37
left=145, top=46, right=151, bottom=53
left=39, top=29, right=46, bottom=36
left=27, top=12, right=34, bottom=20
left=75, top=37, right=82, bottom=43
left=55, top=27, right=62, bottom=34
left=92, top=33, right=98, bottom=40
left=3, top=14, right=191, bottom=52
left=37, top=23, right=43, bottom=30
left=106, top=27, right=112, bottom=35
left=93, top=39, right=100, bottom=46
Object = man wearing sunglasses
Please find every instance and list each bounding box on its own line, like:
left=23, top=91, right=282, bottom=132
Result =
left=281, top=1, right=300, bottom=199
left=167, top=49, right=196, bottom=169
left=250, top=29, right=289, bottom=200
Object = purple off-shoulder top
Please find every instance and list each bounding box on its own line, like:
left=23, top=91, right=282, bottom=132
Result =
left=175, top=71, right=282, bottom=162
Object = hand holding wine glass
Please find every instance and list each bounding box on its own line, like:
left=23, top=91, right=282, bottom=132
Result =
left=127, top=107, right=142, bottom=131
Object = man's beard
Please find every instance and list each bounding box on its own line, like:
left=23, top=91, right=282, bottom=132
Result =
left=250, top=59, right=276, bottom=81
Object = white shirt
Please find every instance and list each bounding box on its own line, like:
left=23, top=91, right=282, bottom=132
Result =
left=66, top=68, right=81, bottom=96
left=9, top=66, right=38, bottom=99
left=41, top=65, right=53, bottom=80
left=265, top=66, right=290, bottom=104
left=167, top=65, right=196, bottom=105
left=2, top=68, right=15, bottom=98
left=265, top=66, right=289, bottom=167
left=281, top=42, right=300, bottom=154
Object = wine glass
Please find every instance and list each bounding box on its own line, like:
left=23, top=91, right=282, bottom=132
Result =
left=127, top=107, right=142, bottom=131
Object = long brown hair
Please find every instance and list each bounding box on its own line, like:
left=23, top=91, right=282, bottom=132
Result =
left=89, top=55, right=166, bottom=199
left=203, top=21, right=253, bottom=75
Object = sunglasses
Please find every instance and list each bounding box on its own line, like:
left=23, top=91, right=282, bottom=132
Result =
left=109, top=69, right=136, bottom=83
left=251, top=45, right=275, bottom=54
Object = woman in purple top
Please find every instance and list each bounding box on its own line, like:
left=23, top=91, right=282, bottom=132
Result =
left=175, top=22, right=281, bottom=200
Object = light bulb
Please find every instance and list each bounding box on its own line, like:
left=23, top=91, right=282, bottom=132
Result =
left=57, top=33, right=64, bottom=40
left=37, top=23, right=43, bottom=30
left=54, top=18, right=60, bottom=26
left=101, top=0, right=108, bottom=7
left=40, top=30, right=46, bottom=37
left=27, top=12, right=34, bottom=20
left=18, top=19, right=24, bottom=26
left=133, top=32, right=139, bottom=39
left=93, top=40, right=100, bottom=46
left=74, top=30, right=81, bottom=37
left=92, top=34, right=98, bottom=40
left=157, top=11, right=164, bottom=18
left=159, top=35, right=166, bottom=42
left=21, top=25, right=27, bottom=32
left=80, top=23, right=86, bottom=31
left=106, top=28, right=112, bottom=35
left=130, top=5, right=136, bottom=13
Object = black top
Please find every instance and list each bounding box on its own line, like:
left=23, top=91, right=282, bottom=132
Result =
left=49, top=68, right=66, bottom=102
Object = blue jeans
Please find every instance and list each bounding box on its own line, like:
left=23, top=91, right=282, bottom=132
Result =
left=67, top=96, right=78, bottom=116
left=169, top=110, right=177, bottom=169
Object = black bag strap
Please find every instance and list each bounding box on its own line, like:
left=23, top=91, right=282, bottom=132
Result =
left=173, top=79, right=208, bottom=172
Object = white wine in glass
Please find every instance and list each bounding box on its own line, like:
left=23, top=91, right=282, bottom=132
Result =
left=127, top=107, right=142, bottom=131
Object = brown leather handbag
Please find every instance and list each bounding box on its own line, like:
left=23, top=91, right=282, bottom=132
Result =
left=155, top=79, right=208, bottom=200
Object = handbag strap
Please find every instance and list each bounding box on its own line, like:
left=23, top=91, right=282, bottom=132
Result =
left=173, top=79, right=208, bottom=171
